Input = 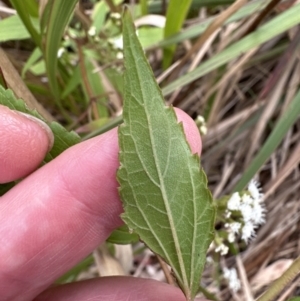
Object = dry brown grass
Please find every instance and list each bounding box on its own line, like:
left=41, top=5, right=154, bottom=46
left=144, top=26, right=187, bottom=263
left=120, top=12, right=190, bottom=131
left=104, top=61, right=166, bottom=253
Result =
left=137, top=1, right=300, bottom=299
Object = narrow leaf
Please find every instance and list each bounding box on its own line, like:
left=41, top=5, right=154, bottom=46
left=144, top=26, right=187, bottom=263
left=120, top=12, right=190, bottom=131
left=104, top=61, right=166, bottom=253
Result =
left=149, top=0, right=270, bottom=50
left=10, top=0, right=41, bottom=47
left=43, top=0, right=78, bottom=99
left=140, top=0, right=148, bottom=16
left=22, top=47, right=43, bottom=78
left=162, top=2, right=300, bottom=96
left=148, top=0, right=236, bottom=14
left=163, top=0, right=192, bottom=69
left=118, top=9, right=215, bottom=301
left=234, top=88, right=300, bottom=191
left=107, top=225, right=139, bottom=245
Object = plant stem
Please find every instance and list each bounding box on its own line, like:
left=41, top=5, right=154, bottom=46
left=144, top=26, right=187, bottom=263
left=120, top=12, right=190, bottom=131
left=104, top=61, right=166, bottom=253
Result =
left=257, top=255, right=300, bottom=301
left=197, top=285, right=219, bottom=301
left=82, top=115, right=122, bottom=140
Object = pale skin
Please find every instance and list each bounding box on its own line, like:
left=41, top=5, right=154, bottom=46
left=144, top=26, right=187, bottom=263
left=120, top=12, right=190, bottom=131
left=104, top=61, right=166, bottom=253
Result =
left=0, top=104, right=208, bottom=301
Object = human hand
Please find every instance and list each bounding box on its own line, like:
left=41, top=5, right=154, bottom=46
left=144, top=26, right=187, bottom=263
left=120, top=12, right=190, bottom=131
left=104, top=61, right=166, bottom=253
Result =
left=0, top=104, right=207, bottom=301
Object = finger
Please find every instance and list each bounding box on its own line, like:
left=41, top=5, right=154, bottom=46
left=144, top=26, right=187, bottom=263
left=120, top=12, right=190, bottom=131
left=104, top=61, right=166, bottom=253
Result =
left=0, top=105, right=54, bottom=183
left=34, top=277, right=208, bottom=301
left=0, top=109, right=201, bottom=301
left=174, top=107, right=202, bottom=156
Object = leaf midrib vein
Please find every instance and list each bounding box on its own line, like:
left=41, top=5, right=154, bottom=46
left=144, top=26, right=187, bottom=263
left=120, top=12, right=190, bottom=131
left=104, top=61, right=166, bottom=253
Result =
left=125, top=131, right=175, bottom=272
left=129, top=43, right=189, bottom=289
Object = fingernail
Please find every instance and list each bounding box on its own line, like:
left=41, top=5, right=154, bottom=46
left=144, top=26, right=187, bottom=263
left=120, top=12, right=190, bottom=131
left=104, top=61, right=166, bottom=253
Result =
left=17, top=112, right=54, bottom=152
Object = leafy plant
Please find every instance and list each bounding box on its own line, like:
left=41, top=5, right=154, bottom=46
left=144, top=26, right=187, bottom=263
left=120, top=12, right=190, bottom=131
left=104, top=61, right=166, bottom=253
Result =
left=118, top=9, right=215, bottom=301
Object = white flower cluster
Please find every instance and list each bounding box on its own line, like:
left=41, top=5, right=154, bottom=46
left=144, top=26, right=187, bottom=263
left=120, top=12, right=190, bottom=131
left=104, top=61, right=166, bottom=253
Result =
left=223, top=267, right=241, bottom=292
left=225, top=179, right=266, bottom=243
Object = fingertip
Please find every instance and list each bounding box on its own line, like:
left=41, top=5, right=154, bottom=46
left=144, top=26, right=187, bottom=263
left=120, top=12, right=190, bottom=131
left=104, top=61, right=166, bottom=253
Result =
left=174, top=107, right=202, bottom=156
left=0, top=105, right=53, bottom=183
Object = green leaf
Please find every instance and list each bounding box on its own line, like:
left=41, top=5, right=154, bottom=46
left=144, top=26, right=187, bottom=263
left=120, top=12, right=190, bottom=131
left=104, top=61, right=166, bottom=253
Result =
left=90, top=0, right=123, bottom=35
left=10, top=0, right=41, bottom=47
left=163, top=0, right=192, bottom=69
left=107, top=225, right=139, bottom=245
left=138, top=27, right=164, bottom=48
left=43, top=0, right=78, bottom=99
left=91, top=1, right=110, bottom=36
left=0, top=86, right=80, bottom=161
left=118, top=9, right=215, bottom=301
left=29, top=60, right=46, bottom=76
left=61, top=65, right=81, bottom=99
left=22, top=47, right=43, bottom=77
left=0, top=15, right=31, bottom=42
left=140, top=0, right=148, bottom=15
left=82, top=54, right=109, bottom=118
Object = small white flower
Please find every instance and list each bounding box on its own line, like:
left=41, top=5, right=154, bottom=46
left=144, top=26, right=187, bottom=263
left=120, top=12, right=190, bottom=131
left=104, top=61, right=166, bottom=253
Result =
left=215, top=243, right=229, bottom=255
left=57, top=47, right=65, bottom=58
left=248, top=179, right=263, bottom=200
left=196, top=115, right=205, bottom=123
left=195, top=115, right=208, bottom=135
left=88, top=26, right=96, bottom=36
left=200, top=125, right=207, bottom=135
left=229, top=222, right=241, bottom=233
left=252, top=201, right=266, bottom=225
left=223, top=268, right=241, bottom=292
left=225, top=222, right=241, bottom=243
left=206, top=256, right=213, bottom=264
left=242, top=194, right=254, bottom=205
left=225, top=210, right=231, bottom=218
left=111, top=12, right=121, bottom=19
left=228, top=232, right=235, bottom=243
left=116, top=51, right=123, bottom=59
left=242, top=221, right=256, bottom=243
left=227, top=192, right=241, bottom=211
left=224, top=180, right=266, bottom=245
left=240, top=203, right=253, bottom=222
left=110, top=35, right=123, bottom=49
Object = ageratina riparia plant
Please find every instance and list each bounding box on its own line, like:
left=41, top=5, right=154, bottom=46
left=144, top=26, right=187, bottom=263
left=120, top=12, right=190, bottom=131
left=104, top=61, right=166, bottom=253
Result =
left=209, top=179, right=266, bottom=293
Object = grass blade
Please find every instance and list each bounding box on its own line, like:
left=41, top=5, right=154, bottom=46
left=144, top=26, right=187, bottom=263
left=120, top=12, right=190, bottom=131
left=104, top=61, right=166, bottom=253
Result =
left=147, top=0, right=270, bottom=50
left=163, top=0, right=192, bottom=69
left=234, top=88, right=300, bottom=190
left=9, top=0, right=40, bottom=46
left=43, top=0, right=78, bottom=99
left=162, top=3, right=300, bottom=96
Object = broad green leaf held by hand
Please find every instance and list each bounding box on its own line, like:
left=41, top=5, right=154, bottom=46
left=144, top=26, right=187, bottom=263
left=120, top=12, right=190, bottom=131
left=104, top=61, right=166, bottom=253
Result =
left=117, top=9, right=215, bottom=301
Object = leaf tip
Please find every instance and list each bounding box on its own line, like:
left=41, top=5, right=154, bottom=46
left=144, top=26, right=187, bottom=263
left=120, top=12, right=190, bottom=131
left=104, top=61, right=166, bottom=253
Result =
left=122, top=4, right=133, bottom=24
